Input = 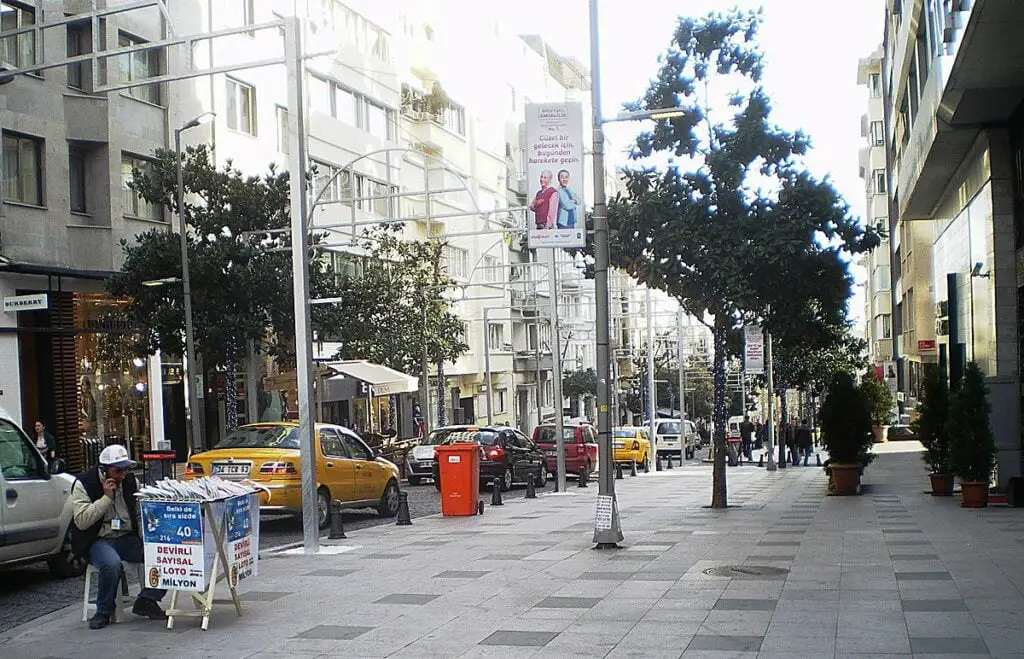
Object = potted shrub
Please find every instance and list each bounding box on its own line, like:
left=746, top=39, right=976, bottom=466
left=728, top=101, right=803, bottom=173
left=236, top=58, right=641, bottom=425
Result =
left=913, top=363, right=953, bottom=496
left=819, top=372, right=874, bottom=495
left=859, top=375, right=895, bottom=443
left=947, top=362, right=996, bottom=508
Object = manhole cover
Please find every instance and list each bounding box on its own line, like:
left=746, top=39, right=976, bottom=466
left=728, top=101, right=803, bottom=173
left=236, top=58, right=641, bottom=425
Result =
left=702, top=565, right=790, bottom=578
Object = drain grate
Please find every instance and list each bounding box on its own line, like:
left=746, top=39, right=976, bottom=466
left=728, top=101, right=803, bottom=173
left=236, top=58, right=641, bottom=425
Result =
left=702, top=565, right=790, bottom=578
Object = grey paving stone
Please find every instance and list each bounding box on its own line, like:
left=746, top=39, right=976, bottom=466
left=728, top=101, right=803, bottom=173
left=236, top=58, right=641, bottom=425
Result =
left=763, top=530, right=805, bottom=535
left=713, top=599, right=777, bottom=611
left=902, top=600, right=968, bottom=611
left=535, top=597, right=602, bottom=609
left=242, top=591, right=291, bottom=601
left=686, top=634, right=763, bottom=652
left=631, top=572, right=685, bottom=581
left=887, top=540, right=932, bottom=545
left=434, top=571, right=491, bottom=579
left=302, top=569, right=358, bottom=577
left=746, top=555, right=795, bottom=561
left=889, top=554, right=939, bottom=560
left=610, top=554, right=662, bottom=561
left=909, top=636, right=990, bottom=654
left=579, top=572, right=634, bottom=581
left=479, top=630, right=559, bottom=647
left=483, top=554, right=531, bottom=561
left=362, top=553, right=409, bottom=559
left=896, top=572, right=953, bottom=581
left=758, top=541, right=802, bottom=547
left=374, top=593, right=440, bottom=605
left=883, top=529, right=923, bottom=534
left=294, top=625, right=374, bottom=640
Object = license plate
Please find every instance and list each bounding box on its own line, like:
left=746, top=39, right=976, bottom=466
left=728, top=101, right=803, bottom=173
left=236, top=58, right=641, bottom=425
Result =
left=212, top=463, right=250, bottom=477
left=613, top=442, right=625, bottom=449
left=545, top=450, right=557, bottom=457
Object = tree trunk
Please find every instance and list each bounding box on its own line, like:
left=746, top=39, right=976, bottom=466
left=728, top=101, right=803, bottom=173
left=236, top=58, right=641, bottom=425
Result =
left=711, top=317, right=728, bottom=508
left=435, top=361, right=447, bottom=427
left=224, top=360, right=238, bottom=434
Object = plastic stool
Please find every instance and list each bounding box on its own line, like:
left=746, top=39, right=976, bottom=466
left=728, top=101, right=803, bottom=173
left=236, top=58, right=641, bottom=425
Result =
left=82, top=562, right=144, bottom=622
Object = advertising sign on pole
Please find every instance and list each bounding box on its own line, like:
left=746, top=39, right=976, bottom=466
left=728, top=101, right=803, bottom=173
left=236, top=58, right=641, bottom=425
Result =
left=141, top=501, right=206, bottom=591
left=525, top=102, right=586, bottom=249
left=744, top=325, right=765, bottom=375
left=225, top=494, right=259, bottom=585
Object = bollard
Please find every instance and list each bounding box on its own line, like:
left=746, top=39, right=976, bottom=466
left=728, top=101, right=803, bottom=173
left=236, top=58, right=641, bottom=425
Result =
left=656, top=455, right=663, bottom=471
left=526, top=473, right=537, bottom=499
left=803, top=452, right=809, bottom=467
left=816, top=453, right=822, bottom=467
left=630, top=460, right=638, bottom=477
left=578, top=466, right=589, bottom=488
left=758, top=453, right=764, bottom=468
left=643, top=457, right=650, bottom=474
left=553, top=475, right=559, bottom=492
left=615, top=463, right=624, bottom=480
left=328, top=499, right=347, bottom=539
left=396, top=491, right=412, bottom=526
left=491, top=478, right=504, bottom=506
left=666, top=454, right=674, bottom=470
left=477, top=500, right=485, bottom=515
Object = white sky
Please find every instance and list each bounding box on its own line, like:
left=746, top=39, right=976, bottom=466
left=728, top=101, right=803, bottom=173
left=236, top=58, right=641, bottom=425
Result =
left=504, top=0, right=886, bottom=325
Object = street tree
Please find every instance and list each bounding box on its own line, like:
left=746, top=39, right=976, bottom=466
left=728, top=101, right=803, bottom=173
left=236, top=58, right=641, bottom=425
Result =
left=563, top=368, right=598, bottom=412
left=608, top=10, right=882, bottom=507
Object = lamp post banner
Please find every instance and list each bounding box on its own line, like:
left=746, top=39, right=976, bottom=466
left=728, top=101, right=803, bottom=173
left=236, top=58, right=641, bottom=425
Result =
left=744, top=325, right=764, bottom=375
left=525, top=102, right=586, bottom=249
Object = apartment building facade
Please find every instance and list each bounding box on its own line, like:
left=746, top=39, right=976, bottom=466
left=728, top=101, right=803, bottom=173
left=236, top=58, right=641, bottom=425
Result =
left=881, top=0, right=1023, bottom=484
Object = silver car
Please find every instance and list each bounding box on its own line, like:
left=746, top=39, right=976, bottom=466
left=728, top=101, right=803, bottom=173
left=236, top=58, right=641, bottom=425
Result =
left=0, top=407, right=84, bottom=577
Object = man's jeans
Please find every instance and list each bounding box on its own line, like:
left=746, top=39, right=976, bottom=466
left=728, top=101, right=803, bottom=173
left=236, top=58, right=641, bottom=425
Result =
left=88, top=534, right=166, bottom=615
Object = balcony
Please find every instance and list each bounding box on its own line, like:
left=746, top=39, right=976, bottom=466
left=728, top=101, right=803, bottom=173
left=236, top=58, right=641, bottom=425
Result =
left=513, top=350, right=553, bottom=373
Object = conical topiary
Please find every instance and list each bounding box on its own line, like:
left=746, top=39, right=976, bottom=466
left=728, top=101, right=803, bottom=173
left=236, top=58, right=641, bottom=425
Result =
left=914, top=363, right=951, bottom=474
left=947, top=362, right=995, bottom=483
left=819, top=372, right=873, bottom=464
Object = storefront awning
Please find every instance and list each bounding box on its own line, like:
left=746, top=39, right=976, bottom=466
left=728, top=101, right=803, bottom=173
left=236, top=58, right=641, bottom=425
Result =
left=323, top=360, right=418, bottom=396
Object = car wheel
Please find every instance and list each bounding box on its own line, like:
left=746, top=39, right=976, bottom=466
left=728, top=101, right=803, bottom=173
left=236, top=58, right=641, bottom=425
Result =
left=317, top=487, right=331, bottom=530
left=378, top=480, right=400, bottom=518
left=408, top=476, right=422, bottom=486
left=47, top=527, right=87, bottom=578
left=501, top=467, right=513, bottom=492
left=536, top=463, right=548, bottom=487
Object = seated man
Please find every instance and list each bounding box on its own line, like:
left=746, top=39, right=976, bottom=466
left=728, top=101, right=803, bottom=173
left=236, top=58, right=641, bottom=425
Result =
left=71, top=444, right=167, bottom=630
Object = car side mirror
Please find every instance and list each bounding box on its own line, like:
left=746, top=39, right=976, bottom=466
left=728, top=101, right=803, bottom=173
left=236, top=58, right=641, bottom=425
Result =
left=48, top=458, right=66, bottom=475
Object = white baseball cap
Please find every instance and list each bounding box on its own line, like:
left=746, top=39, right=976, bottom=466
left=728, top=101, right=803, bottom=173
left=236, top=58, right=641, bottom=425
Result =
left=99, top=444, right=136, bottom=469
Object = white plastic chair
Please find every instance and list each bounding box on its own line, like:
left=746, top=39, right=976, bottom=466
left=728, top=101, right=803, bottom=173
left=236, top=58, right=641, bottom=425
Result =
left=82, top=562, right=145, bottom=623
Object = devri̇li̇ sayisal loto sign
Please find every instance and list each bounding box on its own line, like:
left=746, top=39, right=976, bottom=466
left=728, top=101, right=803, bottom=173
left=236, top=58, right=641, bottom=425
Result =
left=525, top=102, right=586, bottom=249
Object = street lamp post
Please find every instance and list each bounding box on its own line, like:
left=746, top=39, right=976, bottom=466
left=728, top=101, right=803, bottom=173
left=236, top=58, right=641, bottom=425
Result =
left=174, top=111, right=215, bottom=454
left=645, top=288, right=657, bottom=465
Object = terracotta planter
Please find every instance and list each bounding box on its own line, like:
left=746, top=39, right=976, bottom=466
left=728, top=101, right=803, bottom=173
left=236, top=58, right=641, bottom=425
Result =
left=929, top=473, right=954, bottom=496
left=960, top=481, right=989, bottom=508
left=831, top=463, right=861, bottom=496
left=872, top=425, right=889, bottom=443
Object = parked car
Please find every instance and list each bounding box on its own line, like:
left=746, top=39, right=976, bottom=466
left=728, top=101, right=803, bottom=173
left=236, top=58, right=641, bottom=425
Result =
left=653, top=418, right=699, bottom=459
left=888, top=425, right=919, bottom=441
left=533, top=422, right=599, bottom=477
left=404, top=429, right=451, bottom=486
left=431, top=426, right=548, bottom=492
left=0, top=407, right=84, bottom=577
left=185, top=422, right=401, bottom=529
left=612, top=427, right=651, bottom=470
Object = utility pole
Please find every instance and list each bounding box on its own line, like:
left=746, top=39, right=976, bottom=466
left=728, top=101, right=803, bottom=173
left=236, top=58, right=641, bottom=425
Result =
left=549, top=252, right=567, bottom=492
left=677, top=309, right=686, bottom=422
left=646, top=288, right=657, bottom=462
left=765, top=330, right=777, bottom=471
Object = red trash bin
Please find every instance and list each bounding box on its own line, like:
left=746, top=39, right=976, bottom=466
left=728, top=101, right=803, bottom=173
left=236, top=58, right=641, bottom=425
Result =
left=436, top=443, right=481, bottom=516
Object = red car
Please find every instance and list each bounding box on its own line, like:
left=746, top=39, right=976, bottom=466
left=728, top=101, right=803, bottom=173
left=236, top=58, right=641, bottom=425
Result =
left=533, top=422, right=599, bottom=477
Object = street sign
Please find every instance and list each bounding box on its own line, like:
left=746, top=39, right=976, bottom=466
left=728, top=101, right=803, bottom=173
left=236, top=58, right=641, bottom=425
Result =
left=743, top=325, right=764, bottom=374
left=2, top=293, right=48, bottom=312
left=917, top=339, right=936, bottom=352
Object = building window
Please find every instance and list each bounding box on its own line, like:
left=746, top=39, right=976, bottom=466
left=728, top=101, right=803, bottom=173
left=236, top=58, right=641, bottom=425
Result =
left=488, top=323, right=505, bottom=351
left=2, top=132, right=43, bottom=206
left=873, top=265, right=891, bottom=292
left=275, top=106, right=289, bottom=153
left=874, top=169, right=887, bottom=194
left=876, top=314, right=892, bottom=340
left=118, top=33, right=160, bottom=104
left=495, top=388, right=507, bottom=413
left=1, top=2, right=35, bottom=69
left=237, top=0, right=255, bottom=31
left=870, top=121, right=884, bottom=146
left=311, top=160, right=350, bottom=204
left=322, top=0, right=391, bottom=62
left=69, top=147, right=87, bottom=213
left=121, top=155, right=162, bottom=220
left=443, top=102, right=467, bottom=136
left=868, top=72, right=881, bottom=98
left=334, top=85, right=358, bottom=124
left=365, top=101, right=392, bottom=141
left=226, top=77, right=256, bottom=135
left=310, top=74, right=395, bottom=140
left=66, top=20, right=91, bottom=90
left=482, top=255, right=501, bottom=283
left=442, top=246, right=469, bottom=280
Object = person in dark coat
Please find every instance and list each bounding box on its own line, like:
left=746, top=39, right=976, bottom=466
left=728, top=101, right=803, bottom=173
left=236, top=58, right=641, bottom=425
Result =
left=739, top=416, right=755, bottom=460
left=33, top=421, right=58, bottom=463
left=796, top=419, right=814, bottom=465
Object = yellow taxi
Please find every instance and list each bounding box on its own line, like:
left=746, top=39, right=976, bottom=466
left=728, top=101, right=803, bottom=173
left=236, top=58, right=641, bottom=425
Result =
left=613, top=426, right=651, bottom=471
left=185, top=422, right=401, bottom=529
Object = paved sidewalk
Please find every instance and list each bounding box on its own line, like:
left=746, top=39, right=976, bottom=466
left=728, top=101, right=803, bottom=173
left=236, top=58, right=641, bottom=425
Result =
left=3, top=443, right=1024, bottom=658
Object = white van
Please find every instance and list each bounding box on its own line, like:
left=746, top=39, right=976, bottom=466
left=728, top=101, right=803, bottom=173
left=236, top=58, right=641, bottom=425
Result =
left=654, top=419, right=700, bottom=460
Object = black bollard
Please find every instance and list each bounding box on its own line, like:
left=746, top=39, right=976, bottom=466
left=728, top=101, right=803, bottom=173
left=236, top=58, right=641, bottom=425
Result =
left=758, top=453, right=764, bottom=468
left=396, top=491, right=412, bottom=526
left=526, top=473, right=537, bottom=499
left=666, top=454, right=674, bottom=470
left=553, top=474, right=559, bottom=492
left=643, top=457, right=650, bottom=474
left=477, top=500, right=485, bottom=515
left=816, top=453, right=822, bottom=467
left=615, top=463, right=624, bottom=480
left=630, top=460, right=638, bottom=477
left=656, top=454, right=663, bottom=471
left=491, top=478, right=504, bottom=506
left=328, top=499, right=347, bottom=539
left=578, top=466, right=589, bottom=488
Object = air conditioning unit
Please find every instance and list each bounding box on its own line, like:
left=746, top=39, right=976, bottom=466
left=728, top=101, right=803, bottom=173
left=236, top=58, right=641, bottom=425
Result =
left=935, top=318, right=949, bottom=337
left=934, top=300, right=948, bottom=318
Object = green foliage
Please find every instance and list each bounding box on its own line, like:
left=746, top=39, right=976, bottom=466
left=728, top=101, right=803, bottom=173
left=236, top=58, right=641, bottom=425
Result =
left=108, top=144, right=345, bottom=369
left=324, top=225, right=468, bottom=377
left=913, top=363, right=951, bottom=474
left=858, top=376, right=895, bottom=427
left=563, top=369, right=598, bottom=401
left=819, top=372, right=874, bottom=464
left=947, top=362, right=995, bottom=483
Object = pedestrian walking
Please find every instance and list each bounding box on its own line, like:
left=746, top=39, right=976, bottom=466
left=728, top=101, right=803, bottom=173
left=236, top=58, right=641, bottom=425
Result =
left=754, top=421, right=765, bottom=450
left=788, top=418, right=799, bottom=466
left=412, top=401, right=425, bottom=438
left=796, top=419, right=813, bottom=465
left=33, top=421, right=57, bottom=464
left=71, top=445, right=167, bottom=630
left=739, top=415, right=755, bottom=460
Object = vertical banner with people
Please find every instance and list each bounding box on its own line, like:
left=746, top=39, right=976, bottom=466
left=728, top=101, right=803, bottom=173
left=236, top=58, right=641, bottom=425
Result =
left=525, top=102, right=586, bottom=249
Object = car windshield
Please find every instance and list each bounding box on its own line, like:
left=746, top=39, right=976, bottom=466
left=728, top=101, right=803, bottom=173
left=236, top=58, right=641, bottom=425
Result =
left=536, top=427, right=575, bottom=443
left=657, top=422, right=681, bottom=435
left=215, top=425, right=299, bottom=450
left=434, top=428, right=499, bottom=446
left=613, top=429, right=636, bottom=438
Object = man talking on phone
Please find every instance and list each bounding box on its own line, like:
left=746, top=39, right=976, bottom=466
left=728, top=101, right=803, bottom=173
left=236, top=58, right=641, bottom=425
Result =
left=70, top=445, right=167, bottom=629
